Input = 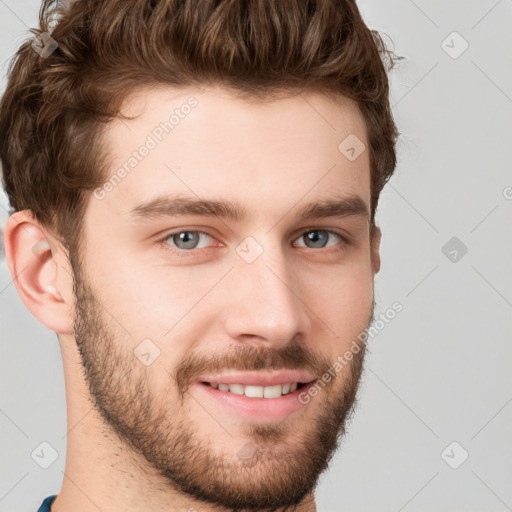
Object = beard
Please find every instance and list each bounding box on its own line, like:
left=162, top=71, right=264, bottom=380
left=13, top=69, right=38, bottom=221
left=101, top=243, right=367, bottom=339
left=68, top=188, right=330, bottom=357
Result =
left=70, top=254, right=373, bottom=512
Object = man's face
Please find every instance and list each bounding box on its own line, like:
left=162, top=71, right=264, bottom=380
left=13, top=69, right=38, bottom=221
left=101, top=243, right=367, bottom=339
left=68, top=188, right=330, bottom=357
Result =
left=71, top=86, right=379, bottom=510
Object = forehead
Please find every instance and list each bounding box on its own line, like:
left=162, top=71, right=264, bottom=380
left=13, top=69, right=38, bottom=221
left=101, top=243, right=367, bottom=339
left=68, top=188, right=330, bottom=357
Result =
left=93, top=85, right=371, bottom=223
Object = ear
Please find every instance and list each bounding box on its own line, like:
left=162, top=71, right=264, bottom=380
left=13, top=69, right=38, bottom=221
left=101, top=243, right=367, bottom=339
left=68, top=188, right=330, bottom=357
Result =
left=370, top=224, right=381, bottom=274
left=3, top=210, right=75, bottom=334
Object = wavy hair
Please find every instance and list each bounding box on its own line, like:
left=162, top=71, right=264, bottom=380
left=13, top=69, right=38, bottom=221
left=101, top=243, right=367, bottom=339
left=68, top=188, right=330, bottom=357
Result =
left=0, top=0, right=400, bottom=256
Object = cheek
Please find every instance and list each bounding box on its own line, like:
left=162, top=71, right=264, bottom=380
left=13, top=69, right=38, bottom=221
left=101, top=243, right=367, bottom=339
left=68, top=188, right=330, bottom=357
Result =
left=302, top=258, right=374, bottom=344
left=94, top=248, right=221, bottom=332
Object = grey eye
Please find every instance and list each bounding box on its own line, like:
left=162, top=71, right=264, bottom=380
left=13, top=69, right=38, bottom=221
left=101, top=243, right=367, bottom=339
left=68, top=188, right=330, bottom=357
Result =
left=295, top=230, right=341, bottom=249
left=171, top=231, right=202, bottom=250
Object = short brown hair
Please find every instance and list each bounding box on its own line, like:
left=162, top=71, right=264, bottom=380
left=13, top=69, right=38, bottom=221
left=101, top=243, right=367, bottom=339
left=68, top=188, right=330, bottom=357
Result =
left=0, top=0, right=400, bottom=258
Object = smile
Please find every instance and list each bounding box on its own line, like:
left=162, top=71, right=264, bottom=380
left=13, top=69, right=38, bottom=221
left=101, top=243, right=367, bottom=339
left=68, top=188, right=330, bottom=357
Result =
left=204, top=382, right=306, bottom=398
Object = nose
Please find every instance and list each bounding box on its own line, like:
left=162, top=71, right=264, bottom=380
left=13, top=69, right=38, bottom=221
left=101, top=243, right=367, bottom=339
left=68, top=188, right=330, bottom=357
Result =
left=222, top=247, right=311, bottom=349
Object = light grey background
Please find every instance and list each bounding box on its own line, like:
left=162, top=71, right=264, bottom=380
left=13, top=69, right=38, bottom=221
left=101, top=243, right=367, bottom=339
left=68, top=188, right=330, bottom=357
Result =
left=1, top=1, right=511, bottom=511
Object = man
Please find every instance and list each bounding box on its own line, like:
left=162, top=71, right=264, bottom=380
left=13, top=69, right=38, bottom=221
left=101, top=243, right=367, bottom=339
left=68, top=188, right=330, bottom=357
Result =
left=1, top=0, right=399, bottom=510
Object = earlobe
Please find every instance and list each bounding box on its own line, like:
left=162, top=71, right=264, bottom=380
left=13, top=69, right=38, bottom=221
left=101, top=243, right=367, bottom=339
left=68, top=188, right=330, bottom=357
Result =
left=3, top=210, right=75, bottom=335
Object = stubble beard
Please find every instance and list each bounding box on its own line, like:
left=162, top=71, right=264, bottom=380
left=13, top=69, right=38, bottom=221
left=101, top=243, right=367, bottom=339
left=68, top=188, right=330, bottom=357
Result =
left=70, top=256, right=372, bottom=512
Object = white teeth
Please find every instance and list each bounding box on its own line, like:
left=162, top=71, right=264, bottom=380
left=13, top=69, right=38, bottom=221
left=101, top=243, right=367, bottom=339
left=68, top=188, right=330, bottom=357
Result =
left=263, top=384, right=283, bottom=398
left=228, top=384, right=245, bottom=395
left=209, top=382, right=302, bottom=398
left=244, top=385, right=264, bottom=398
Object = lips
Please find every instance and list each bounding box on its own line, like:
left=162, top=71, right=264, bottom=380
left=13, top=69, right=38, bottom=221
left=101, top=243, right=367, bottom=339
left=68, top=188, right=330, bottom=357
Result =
left=194, top=379, right=317, bottom=419
left=194, top=369, right=317, bottom=388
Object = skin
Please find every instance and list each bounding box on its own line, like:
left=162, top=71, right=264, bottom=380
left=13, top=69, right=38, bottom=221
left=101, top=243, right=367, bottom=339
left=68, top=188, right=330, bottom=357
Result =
left=4, top=85, right=381, bottom=512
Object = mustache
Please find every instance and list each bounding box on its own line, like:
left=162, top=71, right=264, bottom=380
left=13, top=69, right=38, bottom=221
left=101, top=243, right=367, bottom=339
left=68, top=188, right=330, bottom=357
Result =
left=174, top=341, right=334, bottom=400
left=173, top=302, right=375, bottom=400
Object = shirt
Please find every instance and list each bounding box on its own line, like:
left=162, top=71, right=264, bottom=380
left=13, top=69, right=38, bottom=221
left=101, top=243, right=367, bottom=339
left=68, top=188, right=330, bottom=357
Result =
left=37, top=495, right=57, bottom=512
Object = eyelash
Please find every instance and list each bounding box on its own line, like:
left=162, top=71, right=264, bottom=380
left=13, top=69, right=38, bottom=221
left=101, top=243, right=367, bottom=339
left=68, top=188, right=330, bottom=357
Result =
left=158, top=228, right=349, bottom=256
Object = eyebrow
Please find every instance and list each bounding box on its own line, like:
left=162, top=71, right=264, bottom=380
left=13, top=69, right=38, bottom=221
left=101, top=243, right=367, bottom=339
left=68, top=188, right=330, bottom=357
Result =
left=128, top=194, right=369, bottom=223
